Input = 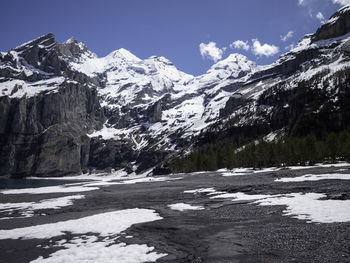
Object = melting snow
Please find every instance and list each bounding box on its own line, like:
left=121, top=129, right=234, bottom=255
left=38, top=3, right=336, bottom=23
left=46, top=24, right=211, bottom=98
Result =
left=185, top=188, right=350, bottom=223
left=221, top=162, right=350, bottom=177
left=0, top=195, right=85, bottom=219
left=184, top=188, right=217, bottom=194
left=276, top=173, right=350, bottom=182
left=256, top=193, right=350, bottom=223
left=0, top=185, right=99, bottom=195
left=0, top=208, right=166, bottom=263
left=168, top=203, right=204, bottom=211
left=1, top=172, right=182, bottom=195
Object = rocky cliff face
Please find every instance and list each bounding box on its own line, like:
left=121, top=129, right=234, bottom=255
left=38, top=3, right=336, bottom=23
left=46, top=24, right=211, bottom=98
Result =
left=1, top=5, right=350, bottom=177
left=0, top=84, right=104, bottom=177
left=0, top=34, right=105, bottom=177
left=313, top=5, right=350, bottom=42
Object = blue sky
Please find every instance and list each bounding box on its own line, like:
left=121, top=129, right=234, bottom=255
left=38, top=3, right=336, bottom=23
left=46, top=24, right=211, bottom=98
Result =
left=1, top=0, right=347, bottom=75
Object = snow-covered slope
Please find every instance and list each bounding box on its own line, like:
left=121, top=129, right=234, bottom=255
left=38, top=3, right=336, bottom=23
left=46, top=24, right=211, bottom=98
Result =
left=65, top=43, right=260, bottom=151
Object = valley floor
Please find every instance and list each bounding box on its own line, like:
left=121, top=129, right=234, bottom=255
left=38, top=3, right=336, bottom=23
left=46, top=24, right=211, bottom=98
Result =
left=0, top=165, right=350, bottom=263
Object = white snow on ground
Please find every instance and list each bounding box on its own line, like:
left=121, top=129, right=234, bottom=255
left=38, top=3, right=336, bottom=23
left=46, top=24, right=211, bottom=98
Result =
left=31, top=238, right=164, bottom=263
left=276, top=173, right=350, bottom=182
left=0, top=195, right=85, bottom=219
left=0, top=185, right=99, bottom=195
left=220, top=167, right=279, bottom=176
left=255, top=193, right=350, bottom=223
left=185, top=188, right=350, bottom=223
left=220, top=162, right=350, bottom=177
left=120, top=176, right=181, bottom=184
left=82, top=176, right=181, bottom=187
left=0, top=209, right=166, bottom=263
left=210, top=192, right=276, bottom=201
left=168, top=203, right=204, bottom=211
left=184, top=188, right=217, bottom=194
left=28, top=169, right=130, bottom=181
left=1, top=171, right=182, bottom=195
left=0, top=208, right=161, bottom=239
left=288, top=162, right=350, bottom=170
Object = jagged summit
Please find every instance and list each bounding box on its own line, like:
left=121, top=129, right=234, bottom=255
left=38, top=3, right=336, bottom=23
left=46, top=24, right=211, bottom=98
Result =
left=64, top=37, right=76, bottom=44
left=12, top=33, right=56, bottom=52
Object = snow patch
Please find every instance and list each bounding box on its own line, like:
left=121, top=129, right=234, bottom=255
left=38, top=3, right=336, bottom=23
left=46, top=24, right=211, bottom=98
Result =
left=185, top=188, right=350, bottom=223
left=0, top=208, right=166, bottom=263
left=184, top=188, right=217, bottom=194
left=276, top=173, right=350, bottom=182
left=168, top=203, right=204, bottom=211
left=0, top=195, right=85, bottom=219
left=0, top=185, right=99, bottom=195
left=256, top=193, right=350, bottom=223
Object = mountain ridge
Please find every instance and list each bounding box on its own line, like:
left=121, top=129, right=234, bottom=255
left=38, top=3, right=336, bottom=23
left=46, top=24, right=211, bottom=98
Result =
left=1, top=5, right=350, bottom=177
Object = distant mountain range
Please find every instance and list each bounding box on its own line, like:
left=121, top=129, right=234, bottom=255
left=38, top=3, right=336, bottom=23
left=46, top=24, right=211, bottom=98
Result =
left=1, top=5, right=350, bottom=177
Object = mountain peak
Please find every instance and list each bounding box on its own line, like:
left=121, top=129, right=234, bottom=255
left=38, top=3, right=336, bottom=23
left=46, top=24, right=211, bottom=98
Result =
left=59, top=37, right=91, bottom=59
left=64, top=37, right=77, bottom=44
left=108, top=48, right=141, bottom=62
left=13, top=33, right=56, bottom=52
left=209, top=53, right=256, bottom=75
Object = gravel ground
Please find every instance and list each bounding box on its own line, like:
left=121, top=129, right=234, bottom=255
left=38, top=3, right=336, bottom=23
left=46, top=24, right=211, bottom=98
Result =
left=0, top=166, right=349, bottom=263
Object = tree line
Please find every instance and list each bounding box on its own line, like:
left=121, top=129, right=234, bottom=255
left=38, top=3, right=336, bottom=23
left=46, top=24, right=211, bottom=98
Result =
left=169, top=131, right=350, bottom=173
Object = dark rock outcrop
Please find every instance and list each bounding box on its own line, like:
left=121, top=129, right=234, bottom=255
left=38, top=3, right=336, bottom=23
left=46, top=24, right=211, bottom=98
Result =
left=219, top=93, right=250, bottom=118
left=312, top=6, right=350, bottom=42
left=0, top=82, right=104, bottom=177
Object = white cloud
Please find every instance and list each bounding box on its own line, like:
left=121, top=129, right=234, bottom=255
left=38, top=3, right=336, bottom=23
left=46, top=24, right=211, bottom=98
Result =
left=251, top=39, right=279, bottom=57
left=316, top=12, right=325, bottom=23
left=199, top=42, right=224, bottom=62
left=332, top=0, right=350, bottom=6
left=230, top=40, right=250, bottom=51
left=280, top=31, right=295, bottom=42
left=298, top=0, right=304, bottom=5
left=285, top=43, right=295, bottom=51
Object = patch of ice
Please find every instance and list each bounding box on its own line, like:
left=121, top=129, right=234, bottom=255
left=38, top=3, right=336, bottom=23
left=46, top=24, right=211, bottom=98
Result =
left=168, top=203, right=204, bottom=211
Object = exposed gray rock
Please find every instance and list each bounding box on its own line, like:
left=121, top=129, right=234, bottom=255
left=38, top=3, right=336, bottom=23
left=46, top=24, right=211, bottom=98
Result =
left=147, top=100, right=163, bottom=123
left=219, top=93, right=250, bottom=118
left=58, top=38, right=89, bottom=58
left=0, top=82, right=105, bottom=177
left=312, top=6, right=350, bottom=42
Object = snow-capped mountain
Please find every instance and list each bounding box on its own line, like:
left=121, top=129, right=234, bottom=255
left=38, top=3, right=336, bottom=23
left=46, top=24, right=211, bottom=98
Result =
left=1, top=5, right=350, bottom=177
left=64, top=41, right=260, bottom=151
